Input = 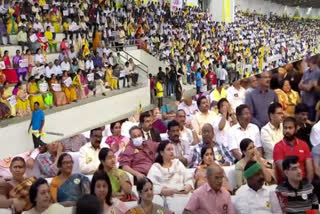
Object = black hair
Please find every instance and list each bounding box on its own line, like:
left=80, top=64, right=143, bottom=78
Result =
left=10, top=156, right=25, bottom=168
left=98, top=148, right=112, bottom=171
left=240, top=138, right=254, bottom=158
left=75, top=194, right=103, bottom=214
left=283, top=116, right=297, bottom=128
left=282, top=155, right=299, bottom=171
left=295, top=103, right=309, bottom=114
left=34, top=101, right=40, bottom=106
left=139, top=111, right=152, bottom=123
left=197, top=95, right=207, bottom=108
left=136, top=177, right=153, bottom=204
left=268, top=102, right=282, bottom=119
left=110, top=121, right=122, bottom=132
left=236, top=104, right=250, bottom=117
left=129, top=125, right=142, bottom=136
left=244, top=160, right=258, bottom=171
left=57, top=153, right=73, bottom=175
left=29, top=178, right=48, bottom=207
left=217, top=98, right=229, bottom=111
left=90, top=171, right=113, bottom=206
left=90, top=127, right=102, bottom=136
left=167, top=120, right=180, bottom=131
left=155, top=140, right=172, bottom=165
left=200, top=146, right=214, bottom=164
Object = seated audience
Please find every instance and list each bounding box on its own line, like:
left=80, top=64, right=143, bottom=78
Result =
left=79, top=128, right=102, bottom=175
left=90, top=171, right=129, bottom=214
left=15, top=82, right=32, bottom=117
left=49, top=153, right=90, bottom=206
left=139, top=112, right=161, bottom=142
left=36, top=141, right=62, bottom=178
left=27, top=76, right=45, bottom=111
left=127, top=177, right=172, bottom=214
left=184, top=164, right=234, bottom=214
left=234, top=161, right=281, bottom=214
left=273, top=117, right=313, bottom=184
left=23, top=178, right=71, bottom=214
left=167, top=120, right=192, bottom=166
left=235, top=138, right=273, bottom=189
left=98, top=148, right=133, bottom=201
left=275, top=79, right=301, bottom=116
left=0, top=157, right=37, bottom=213
left=175, top=109, right=199, bottom=146
left=119, top=126, right=158, bottom=180
left=49, top=74, right=68, bottom=107
left=227, top=104, right=262, bottom=160
left=104, top=121, right=130, bottom=157
left=194, top=146, right=231, bottom=191
left=295, top=103, right=313, bottom=149
left=213, top=98, right=237, bottom=148
left=191, top=123, right=233, bottom=168
left=261, top=102, right=284, bottom=162
left=275, top=156, right=319, bottom=213
left=147, top=141, right=193, bottom=210
left=75, top=194, right=103, bottom=214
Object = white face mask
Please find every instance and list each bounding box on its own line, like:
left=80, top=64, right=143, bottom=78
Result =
left=132, top=136, right=143, bottom=147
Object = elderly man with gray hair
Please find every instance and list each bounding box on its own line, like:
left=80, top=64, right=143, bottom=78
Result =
left=183, top=164, right=234, bottom=214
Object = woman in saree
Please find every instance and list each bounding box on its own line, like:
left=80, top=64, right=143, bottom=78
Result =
left=0, top=81, right=16, bottom=117
left=61, top=71, right=77, bottom=103
left=0, top=157, right=37, bottom=213
left=15, top=82, right=31, bottom=117
left=24, top=49, right=34, bottom=78
left=275, top=79, right=301, bottom=116
left=36, top=31, right=48, bottom=52
left=49, top=9, right=62, bottom=33
left=49, top=153, right=90, bottom=207
left=7, top=14, right=18, bottom=35
left=92, top=29, right=102, bottom=51
left=105, top=64, right=113, bottom=90
left=72, top=70, right=85, bottom=100
left=3, top=50, right=18, bottom=84
left=98, top=148, right=134, bottom=201
left=194, top=146, right=231, bottom=191
left=90, top=170, right=129, bottom=214
left=37, top=75, right=53, bottom=109
left=79, top=70, right=89, bottom=97
left=27, top=76, right=45, bottom=111
left=104, top=121, right=129, bottom=157
left=23, top=178, right=72, bottom=214
left=49, top=74, right=68, bottom=106
left=126, top=178, right=172, bottom=214
left=13, top=50, right=28, bottom=81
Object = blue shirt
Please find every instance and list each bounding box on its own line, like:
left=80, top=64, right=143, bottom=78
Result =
left=301, top=67, right=320, bottom=107
left=196, top=72, right=201, bottom=87
left=32, top=109, right=45, bottom=130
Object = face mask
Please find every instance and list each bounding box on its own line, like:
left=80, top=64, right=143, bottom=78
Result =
left=132, top=136, right=143, bottom=147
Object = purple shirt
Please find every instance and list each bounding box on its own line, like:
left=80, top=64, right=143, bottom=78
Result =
left=119, top=140, right=158, bottom=175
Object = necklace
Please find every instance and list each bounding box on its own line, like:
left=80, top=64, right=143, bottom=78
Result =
left=141, top=203, right=153, bottom=214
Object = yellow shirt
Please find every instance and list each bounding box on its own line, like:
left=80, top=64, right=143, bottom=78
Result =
left=44, top=31, right=53, bottom=41
left=155, top=82, right=163, bottom=98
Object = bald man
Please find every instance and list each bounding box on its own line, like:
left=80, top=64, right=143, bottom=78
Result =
left=184, top=164, right=235, bottom=214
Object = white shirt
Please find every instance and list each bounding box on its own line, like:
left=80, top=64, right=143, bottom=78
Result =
left=52, top=65, right=62, bottom=76
left=79, top=143, right=101, bottom=175
left=178, top=101, right=199, bottom=123
left=213, top=114, right=232, bottom=148
left=310, top=121, right=320, bottom=147
left=234, top=184, right=281, bottom=214
left=86, top=60, right=94, bottom=70
left=261, top=122, right=283, bottom=161
left=226, top=86, right=246, bottom=110
left=227, top=123, right=262, bottom=152
left=180, top=127, right=193, bottom=145
left=216, top=68, right=228, bottom=80
left=33, top=22, right=44, bottom=32
left=61, top=61, right=71, bottom=71
left=35, top=54, right=45, bottom=64
left=45, top=66, right=54, bottom=79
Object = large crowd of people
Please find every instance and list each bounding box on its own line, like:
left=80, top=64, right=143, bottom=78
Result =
left=0, top=0, right=320, bottom=214
left=0, top=52, right=320, bottom=213
left=0, top=0, right=320, bottom=119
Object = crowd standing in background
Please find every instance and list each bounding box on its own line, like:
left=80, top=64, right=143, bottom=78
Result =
left=0, top=0, right=320, bottom=214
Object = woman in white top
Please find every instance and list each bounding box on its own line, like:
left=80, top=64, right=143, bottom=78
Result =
left=147, top=141, right=193, bottom=212
left=34, top=48, right=45, bottom=65
left=22, top=178, right=71, bottom=214
left=213, top=98, right=237, bottom=148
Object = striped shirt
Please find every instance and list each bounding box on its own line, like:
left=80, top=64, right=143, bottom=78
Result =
left=275, top=180, right=318, bottom=214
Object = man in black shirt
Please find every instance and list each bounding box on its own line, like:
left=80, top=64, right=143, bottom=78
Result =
left=295, top=104, right=312, bottom=149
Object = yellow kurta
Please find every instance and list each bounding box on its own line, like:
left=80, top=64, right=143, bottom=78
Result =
left=28, top=82, right=45, bottom=111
